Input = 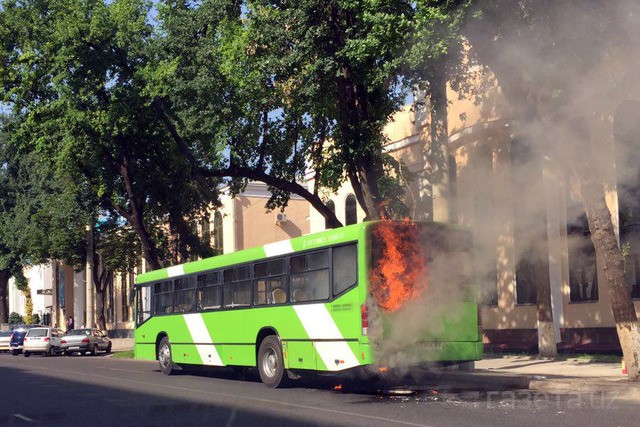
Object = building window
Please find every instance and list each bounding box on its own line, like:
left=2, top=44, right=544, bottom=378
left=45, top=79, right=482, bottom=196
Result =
left=345, top=194, right=357, bottom=225
left=515, top=256, right=538, bottom=305
left=624, top=254, right=640, bottom=299
left=201, top=216, right=211, bottom=248
left=325, top=200, right=336, bottom=230
left=213, top=211, right=223, bottom=255
left=511, top=138, right=550, bottom=305
left=567, top=211, right=598, bottom=302
left=614, top=100, right=640, bottom=299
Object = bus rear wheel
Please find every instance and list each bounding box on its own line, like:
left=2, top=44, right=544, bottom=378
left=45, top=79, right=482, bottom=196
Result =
left=257, top=336, right=288, bottom=388
left=158, top=337, right=176, bottom=375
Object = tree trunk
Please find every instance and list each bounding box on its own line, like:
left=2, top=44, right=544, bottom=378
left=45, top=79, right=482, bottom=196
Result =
left=0, top=270, right=9, bottom=323
left=577, top=169, right=640, bottom=380
left=116, top=154, right=163, bottom=271
left=95, top=287, right=107, bottom=330
left=535, top=255, right=558, bottom=357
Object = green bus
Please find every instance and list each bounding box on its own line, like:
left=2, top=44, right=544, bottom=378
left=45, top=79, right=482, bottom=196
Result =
left=134, top=221, right=482, bottom=387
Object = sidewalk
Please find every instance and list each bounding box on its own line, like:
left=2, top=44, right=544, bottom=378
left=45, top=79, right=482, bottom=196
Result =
left=460, top=355, right=640, bottom=401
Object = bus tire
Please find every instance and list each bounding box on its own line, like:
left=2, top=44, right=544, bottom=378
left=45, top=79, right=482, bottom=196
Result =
left=158, top=336, right=176, bottom=375
left=257, top=335, right=288, bottom=388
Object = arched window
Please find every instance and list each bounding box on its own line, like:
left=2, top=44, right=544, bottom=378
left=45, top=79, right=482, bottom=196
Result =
left=325, top=200, right=336, bottom=230
left=213, top=211, right=224, bottom=255
left=345, top=194, right=357, bottom=225
left=201, top=216, right=211, bottom=247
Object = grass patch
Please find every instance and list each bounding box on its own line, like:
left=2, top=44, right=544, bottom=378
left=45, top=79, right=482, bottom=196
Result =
left=111, top=350, right=134, bottom=359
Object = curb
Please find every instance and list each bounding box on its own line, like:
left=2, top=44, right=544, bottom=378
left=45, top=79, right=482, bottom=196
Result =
left=427, top=370, right=640, bottom=401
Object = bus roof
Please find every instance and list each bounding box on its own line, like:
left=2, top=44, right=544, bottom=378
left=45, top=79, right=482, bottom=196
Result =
left=135, top=222, right=370, bottom=286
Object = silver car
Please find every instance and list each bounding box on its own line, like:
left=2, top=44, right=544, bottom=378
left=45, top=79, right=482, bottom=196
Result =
left=23, top=327, right=63, bottom=357
left=61, top=328, right=112, bottom=356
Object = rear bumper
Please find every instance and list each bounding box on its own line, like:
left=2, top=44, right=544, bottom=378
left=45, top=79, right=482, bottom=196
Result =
left=24, top=343, right=51, bottom=353
left=62, top=344, right=90, bottom=352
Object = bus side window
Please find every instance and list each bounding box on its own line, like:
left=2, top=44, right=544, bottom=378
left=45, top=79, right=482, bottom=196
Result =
left=290, top=252, right=329, bottom=302
left=254, top=260, right=286, bottom=305
left=223, top=266, right=252, bottom=308
left=333, top=244, right=357, bottom=295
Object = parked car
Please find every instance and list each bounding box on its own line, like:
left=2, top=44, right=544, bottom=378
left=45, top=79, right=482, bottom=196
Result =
left=23, top=327, right=64, bottom=357
left=0, top=330, right=11, bottom=353
left=9, top=324, right=41, bottom=355
left=61, top=328, right=112, bottom=356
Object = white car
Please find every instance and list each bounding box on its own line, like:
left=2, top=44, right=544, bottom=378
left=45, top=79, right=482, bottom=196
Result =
left=23, top=327, right=63, bottom=357
left=0, top=331, right=11, bottom=353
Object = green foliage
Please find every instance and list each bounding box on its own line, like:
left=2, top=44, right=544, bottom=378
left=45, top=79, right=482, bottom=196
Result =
left=8, top=312, right=22, bottom=324
left=23, top=287, right=34, bottom=325
left=0, top=0, right=220, bottom=270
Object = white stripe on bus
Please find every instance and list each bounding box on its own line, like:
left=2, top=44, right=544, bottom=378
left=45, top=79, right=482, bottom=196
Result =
left=293, top=304, right=360, bottom=371
left=263, top=240, right=294, bottom=257
left=167, top=265, right=185, bottom=277
left=183, top=313, right=223, bottom=366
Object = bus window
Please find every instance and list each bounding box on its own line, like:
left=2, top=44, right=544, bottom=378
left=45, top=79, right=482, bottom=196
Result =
left=153, top=281, right=174, bottom=314
left=136, top=285, right=152, bottom=325
left=224, top=281, right=252, bottom=307
left=333, top=244, right=357, bottom=295
left=290, top=251, right=330, bottom=302
left=223, top=266, right=252, bottom=308
left=174, top=276, right=196, bottom=313
left=198, top=285, right=222, bottom=310
left=255, top=278, right=285, bottom=305
left=254, top=259, right=287, bottom=305
left=197, top=272, right=219, bottom=287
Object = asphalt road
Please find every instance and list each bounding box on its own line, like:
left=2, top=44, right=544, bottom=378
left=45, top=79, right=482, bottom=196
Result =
left=0, top=352, right=636, bottom=426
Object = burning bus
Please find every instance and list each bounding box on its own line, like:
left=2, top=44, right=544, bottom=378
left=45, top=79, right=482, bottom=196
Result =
left=134, top=220, right=483, bottom=387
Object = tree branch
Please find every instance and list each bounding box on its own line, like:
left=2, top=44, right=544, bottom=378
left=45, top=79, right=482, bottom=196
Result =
left=153, top=99, right=344, bottom=228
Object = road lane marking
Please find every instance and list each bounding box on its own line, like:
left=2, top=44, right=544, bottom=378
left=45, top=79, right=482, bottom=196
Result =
left=29, top=366, right=432, bottom=427
left=13, top=414, right=36, bottom=423
left=109, top=368, right=142, bottom=373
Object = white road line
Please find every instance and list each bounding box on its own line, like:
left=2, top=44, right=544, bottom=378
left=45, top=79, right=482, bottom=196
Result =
left=13, top=414, right=36, bottom=423
left=108, top=368, right=141, bottom=373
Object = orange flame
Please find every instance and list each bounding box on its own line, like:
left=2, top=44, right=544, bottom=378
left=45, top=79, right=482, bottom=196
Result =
left=370, top=219, right=427, bottom=312
left=378, top=366, right=389, bottom=373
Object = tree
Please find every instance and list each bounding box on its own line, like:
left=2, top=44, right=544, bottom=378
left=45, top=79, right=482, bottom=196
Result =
left=465, top=0, right=640, bottom=377
left=0, top=0, right=219, bottom=271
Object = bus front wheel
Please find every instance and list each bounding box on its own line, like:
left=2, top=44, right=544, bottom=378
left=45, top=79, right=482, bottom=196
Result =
left=257, top=336, right=288, bottom=388
left=158, top=337, right=176, bottom=375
